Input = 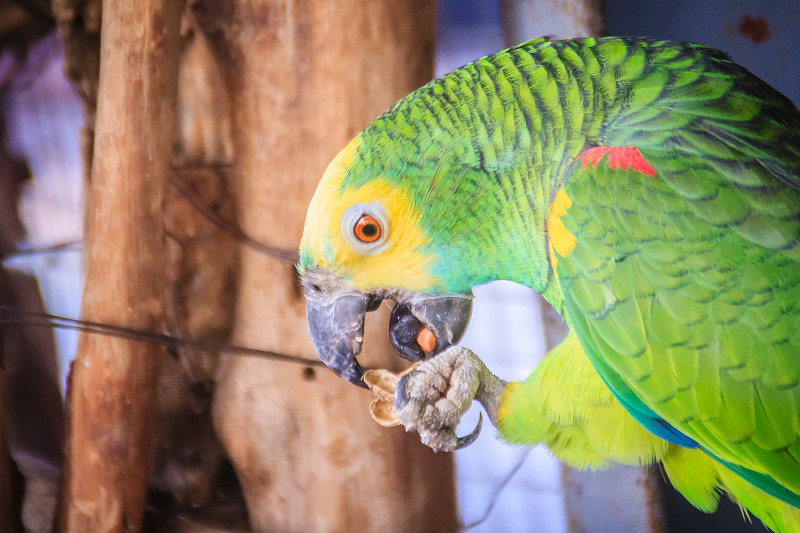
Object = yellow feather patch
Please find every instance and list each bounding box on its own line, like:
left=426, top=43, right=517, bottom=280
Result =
left=547, top=189, right=577, bottom=270
left=498, top=331, right=670, bottom=469
left=497, top=381, right=521, bottom=423
left=300, top=137, right=438, bottom=292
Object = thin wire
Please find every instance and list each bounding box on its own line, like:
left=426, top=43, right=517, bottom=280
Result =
left=461, top=448, right=532, bottom=531
left=168, top=169, right=299, bottom=263
left=2, top=238, right=83, bottom=259
left=0, top=305, right=326, bottom=368
left=0, top=170, right=314, bottom=368
left=0, top=173, right=299, bottom=264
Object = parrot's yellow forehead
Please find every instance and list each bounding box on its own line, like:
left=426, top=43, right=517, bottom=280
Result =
left=299, top=137, right=437, bottom=292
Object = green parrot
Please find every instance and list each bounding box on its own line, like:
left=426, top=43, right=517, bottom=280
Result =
left=298, top=37, right=800, bottom=532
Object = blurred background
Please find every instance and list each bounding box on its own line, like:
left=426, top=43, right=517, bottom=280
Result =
left=0, top=0, right=798, bottom=532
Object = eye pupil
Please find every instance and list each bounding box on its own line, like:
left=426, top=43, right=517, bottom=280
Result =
left=355, top=215, right=381, bottom=242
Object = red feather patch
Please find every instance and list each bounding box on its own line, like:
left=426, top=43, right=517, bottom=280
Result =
left=580, top=146, right=656, bottom=178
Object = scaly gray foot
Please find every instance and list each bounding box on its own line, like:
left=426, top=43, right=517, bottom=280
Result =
left=394, top=346, right=507, bottom=452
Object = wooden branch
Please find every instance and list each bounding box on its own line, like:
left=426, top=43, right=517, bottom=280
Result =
left=192, top=1, right=459, bottom=531
left=58, top=1, right=184, bottom=532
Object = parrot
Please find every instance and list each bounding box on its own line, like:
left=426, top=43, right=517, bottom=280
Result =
left=297, top=36, right=800, bottom=532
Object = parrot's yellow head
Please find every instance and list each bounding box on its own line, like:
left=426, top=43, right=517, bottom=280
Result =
left=298, top=135, right=473, bottom=386
left=299, top=136, right=439, bottom=293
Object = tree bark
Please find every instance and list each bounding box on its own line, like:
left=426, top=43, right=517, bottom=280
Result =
left=59, top=1, right=184, bottom=532
left=196, top=1, right=458, bottom=531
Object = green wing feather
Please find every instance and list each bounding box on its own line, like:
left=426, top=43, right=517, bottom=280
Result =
left=413, top=37, right=800, bottom=515
left=558, top=141, right=800, bottom=504
left=522, top=38, right=800, bottom=510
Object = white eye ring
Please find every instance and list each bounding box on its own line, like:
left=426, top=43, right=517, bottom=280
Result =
left=341, top=203, right=390, bottom=254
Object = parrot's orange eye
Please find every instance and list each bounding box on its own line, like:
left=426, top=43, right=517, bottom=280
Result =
left=342, top=203, right=388, bottom=251
left=354, top=215, right=381, bottom=242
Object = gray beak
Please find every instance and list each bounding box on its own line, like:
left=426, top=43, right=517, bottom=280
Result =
left=305, top=286, right=370, bottom=387
left=406, top=293, right=473, bottom=352
left=389, top=295, right=473, bottom=361
left=302, top=273, right=472, bottom=387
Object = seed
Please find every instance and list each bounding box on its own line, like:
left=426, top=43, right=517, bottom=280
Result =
left=416, top=328, right=436, bottom=353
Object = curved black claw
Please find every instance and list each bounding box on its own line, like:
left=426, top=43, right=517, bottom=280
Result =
left=456, top=412, right=482, bottom=450
left=395, top=370, right=413, bottom=411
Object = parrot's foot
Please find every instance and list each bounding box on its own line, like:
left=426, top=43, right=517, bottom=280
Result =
left=394, top=346, right=507, bottom=452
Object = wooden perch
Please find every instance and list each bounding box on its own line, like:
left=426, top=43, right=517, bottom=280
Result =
left=59, top=1, right=184, bottom=532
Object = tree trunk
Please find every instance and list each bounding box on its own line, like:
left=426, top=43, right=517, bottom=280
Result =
left=195, top=1, right=458, bottom=531
left=59, top=1, right=184, bottom=531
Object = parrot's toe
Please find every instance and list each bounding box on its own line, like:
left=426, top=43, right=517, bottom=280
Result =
left=394, top=345, right=489, bottom=452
